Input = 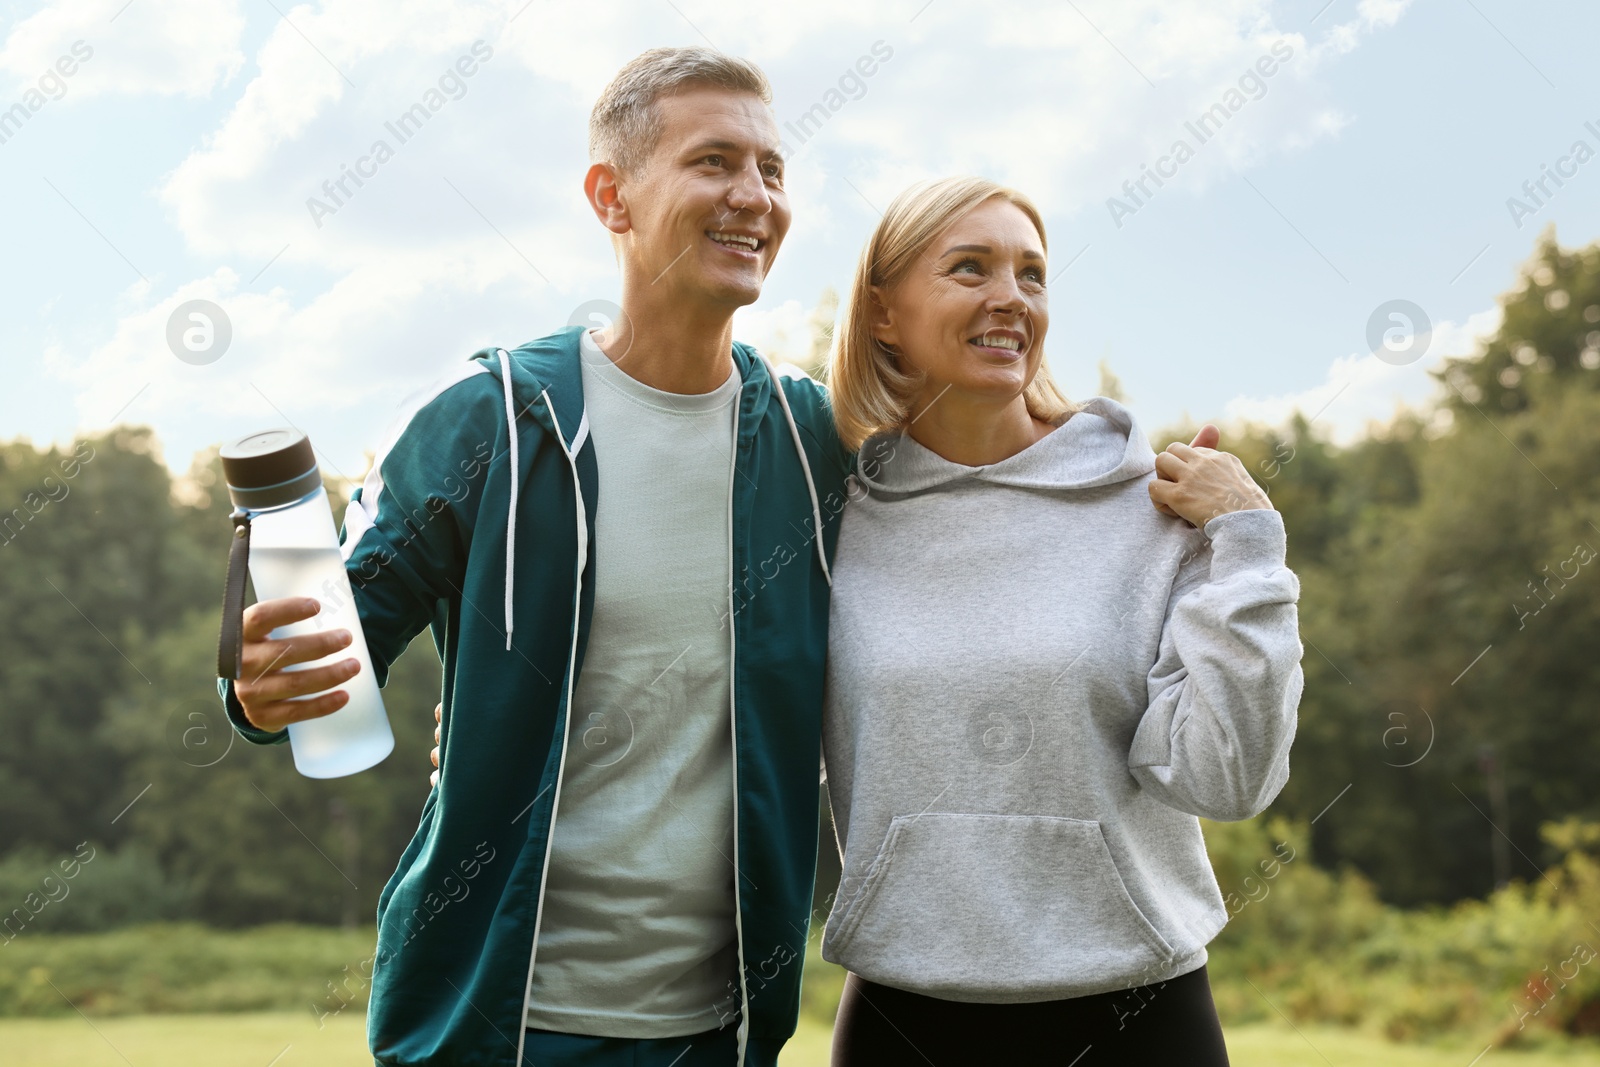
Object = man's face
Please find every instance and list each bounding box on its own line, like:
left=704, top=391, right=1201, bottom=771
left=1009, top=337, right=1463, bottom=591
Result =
left=615, top=88, right=789, bottom=310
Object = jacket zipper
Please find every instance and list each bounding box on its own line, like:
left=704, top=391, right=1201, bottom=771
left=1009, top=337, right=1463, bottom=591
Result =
left=727, top=388, right=751, bottom=1067
left=513, top=394, right=589, bottom=1067
left=508, top=381, right=750, bottom=1065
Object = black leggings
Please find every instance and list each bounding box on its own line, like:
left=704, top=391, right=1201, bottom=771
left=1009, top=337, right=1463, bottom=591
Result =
left=831, top=963, right=1230, bottom=1066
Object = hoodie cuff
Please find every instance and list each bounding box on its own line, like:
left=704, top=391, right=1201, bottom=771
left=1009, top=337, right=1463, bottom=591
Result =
left=1202, top=507, right=1287, bottom=581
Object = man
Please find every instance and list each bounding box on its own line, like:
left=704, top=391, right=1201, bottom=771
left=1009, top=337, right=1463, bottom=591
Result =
left=223, top=48, right=849, bottom=1067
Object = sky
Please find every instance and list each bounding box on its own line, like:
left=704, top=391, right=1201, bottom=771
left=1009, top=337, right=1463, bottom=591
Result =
left=1, top=0, right=1596, bottom=484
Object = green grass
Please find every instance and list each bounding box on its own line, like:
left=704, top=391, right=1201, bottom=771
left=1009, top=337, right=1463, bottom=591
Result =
left=1222, top=1023, right=1598, bottom=1066
left=0, top=1012, right=368, bottom=1067
left=4, top=1013, right=1596, bottom=1067
left=5, top=920, right=1598, bottom=1063
left=782, top=1015, right=1600, bottom=1066
left=0, top=922, right=375, bottom=1017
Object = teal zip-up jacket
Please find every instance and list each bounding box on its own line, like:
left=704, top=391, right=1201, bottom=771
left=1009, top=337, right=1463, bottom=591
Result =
left=220, top=325, right=853, bottom=1066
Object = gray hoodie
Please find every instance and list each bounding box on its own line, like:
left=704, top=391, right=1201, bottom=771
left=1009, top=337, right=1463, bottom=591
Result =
left=819, top=396, right=1304, bottom=1003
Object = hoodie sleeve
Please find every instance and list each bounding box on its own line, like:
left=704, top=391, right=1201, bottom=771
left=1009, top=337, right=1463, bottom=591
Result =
left=220, top=362, right=504, bottom=745
left=1127, top=507, right=1304, bottom=821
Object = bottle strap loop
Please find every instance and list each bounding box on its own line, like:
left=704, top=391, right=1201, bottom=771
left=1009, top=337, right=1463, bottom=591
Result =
left=217, top=508, right=252, bottom=679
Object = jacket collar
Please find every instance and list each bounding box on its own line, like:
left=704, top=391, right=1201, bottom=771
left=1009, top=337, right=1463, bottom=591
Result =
left=488, top=325, right=777, bottom=445
left=472, top=325, right=830, bottom=649
left=487, top=325, right=587, bottom=451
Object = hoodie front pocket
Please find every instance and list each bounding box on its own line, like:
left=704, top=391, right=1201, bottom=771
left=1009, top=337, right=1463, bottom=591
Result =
left=828, top=812, right=1177, bottom=999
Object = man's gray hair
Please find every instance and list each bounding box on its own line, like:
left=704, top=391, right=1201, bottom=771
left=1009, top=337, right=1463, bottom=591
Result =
left=589, top=47, right=772, bottom=176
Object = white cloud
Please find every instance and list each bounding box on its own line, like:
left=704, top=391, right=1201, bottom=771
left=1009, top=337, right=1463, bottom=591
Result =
left=733, top=298, right=812, bottom=366
left=1322, top=0, right=1412, bottom=56
left=1223, top=303, right=1503, bottom=444
left=51, top=257, right=560, bottom=476
left=812, top=0, right=1410, bottom=218
left=155, top=0, right=1411, bottom=262
left=0, top=0, right=245, bottom=99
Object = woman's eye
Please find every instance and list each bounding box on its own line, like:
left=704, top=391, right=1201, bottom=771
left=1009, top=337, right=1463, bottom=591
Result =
left=952, top=259, right=981, bottom=274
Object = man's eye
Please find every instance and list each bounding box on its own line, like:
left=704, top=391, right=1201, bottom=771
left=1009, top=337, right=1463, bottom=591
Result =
left=702, top=155, right=723, bottom=166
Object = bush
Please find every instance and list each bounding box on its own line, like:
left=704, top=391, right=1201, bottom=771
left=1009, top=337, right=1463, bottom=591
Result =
left=0, top=923, right=373, bottom=1018
left=1202, top=814, right=1600, bottom=1047
left=0, top=844, right=193, bottom=938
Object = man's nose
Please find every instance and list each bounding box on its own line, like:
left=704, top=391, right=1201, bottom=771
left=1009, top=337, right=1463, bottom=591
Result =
left=724, top=162, right=772, bottom=216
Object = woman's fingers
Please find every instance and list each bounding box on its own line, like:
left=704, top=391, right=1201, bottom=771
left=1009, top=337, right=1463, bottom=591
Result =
left=1149, top=447, right=1271, bottom=527
left=1156, top=430, right=1221, bottom=481
left=1145, top=486, right=1184, bottom=515
left=1148, top=478, right=1187, bottom=521
left=1163, top=442, right=1219, bottom=462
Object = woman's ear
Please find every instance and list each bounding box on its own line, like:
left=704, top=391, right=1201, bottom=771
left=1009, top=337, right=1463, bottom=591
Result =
left=867, top=284, right=898, bottom=351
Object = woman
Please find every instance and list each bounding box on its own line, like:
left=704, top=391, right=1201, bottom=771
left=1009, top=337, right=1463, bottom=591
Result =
left=820, top=176, right=1303, bottom=1065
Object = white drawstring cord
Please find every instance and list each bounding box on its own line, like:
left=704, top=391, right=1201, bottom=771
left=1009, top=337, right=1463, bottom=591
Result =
left=759, top=354, right=832, bottom=587
left=497, top=349, right=519, bottom=650
left=496, top=347, right=832, bottom=655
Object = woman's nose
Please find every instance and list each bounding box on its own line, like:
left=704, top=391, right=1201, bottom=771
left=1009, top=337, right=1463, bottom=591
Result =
left=986, top=277, right=1025, bottom=313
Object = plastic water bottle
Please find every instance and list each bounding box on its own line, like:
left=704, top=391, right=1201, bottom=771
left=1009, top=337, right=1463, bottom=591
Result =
left=221, top=429, right=393, bottom=778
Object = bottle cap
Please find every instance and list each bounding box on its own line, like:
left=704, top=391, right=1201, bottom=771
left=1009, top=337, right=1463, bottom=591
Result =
left=220, top=428, right=323, bottom=509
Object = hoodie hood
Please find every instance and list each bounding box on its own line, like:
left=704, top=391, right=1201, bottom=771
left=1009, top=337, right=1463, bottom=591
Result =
left=854, top=396, right=1157, bottom=497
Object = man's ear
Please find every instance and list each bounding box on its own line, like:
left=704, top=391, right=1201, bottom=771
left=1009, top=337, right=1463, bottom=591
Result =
left=867, top=284, right=898, bottom=351
left=584, top=162, right=630, bottom=237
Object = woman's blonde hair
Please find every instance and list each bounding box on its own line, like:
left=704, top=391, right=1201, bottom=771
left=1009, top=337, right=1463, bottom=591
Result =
left=827, top=176, right=1077, bottom=451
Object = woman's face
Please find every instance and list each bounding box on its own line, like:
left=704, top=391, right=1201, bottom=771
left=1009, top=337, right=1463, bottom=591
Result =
left=871, top=198, right=1049, bottom=413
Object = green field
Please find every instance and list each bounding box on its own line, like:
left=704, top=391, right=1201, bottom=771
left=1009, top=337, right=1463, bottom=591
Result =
left=5, top=919, right=1598, bottom=1064
left=4, top=1012, right=1598, bottom=1067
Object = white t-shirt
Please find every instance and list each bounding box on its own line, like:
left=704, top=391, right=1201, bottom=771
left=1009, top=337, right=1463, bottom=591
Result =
left=524, top=331, right=742, bottom=1037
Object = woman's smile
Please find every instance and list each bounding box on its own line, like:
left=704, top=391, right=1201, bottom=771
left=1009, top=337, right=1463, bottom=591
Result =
left=969, top=327, right=1028, bottom=361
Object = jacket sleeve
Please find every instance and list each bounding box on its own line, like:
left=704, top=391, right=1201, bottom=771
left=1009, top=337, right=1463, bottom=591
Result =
left=220, top=363, right=504, bottom=745
left=783, top=375, right=859, bottom=483
left=1127, top=507, right=1304, bottom=821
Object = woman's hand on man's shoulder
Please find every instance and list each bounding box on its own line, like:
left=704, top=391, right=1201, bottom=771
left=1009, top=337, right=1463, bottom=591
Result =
left=1148, top=424, right=1274, bottom=529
